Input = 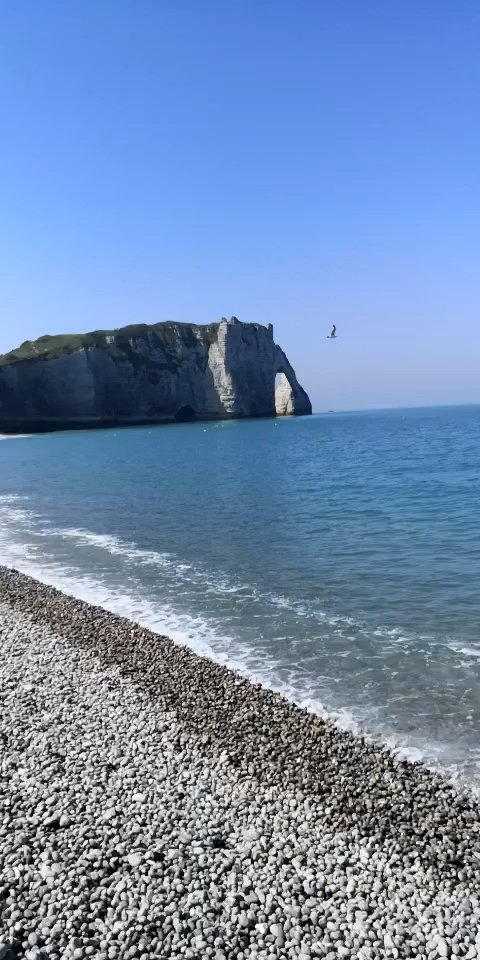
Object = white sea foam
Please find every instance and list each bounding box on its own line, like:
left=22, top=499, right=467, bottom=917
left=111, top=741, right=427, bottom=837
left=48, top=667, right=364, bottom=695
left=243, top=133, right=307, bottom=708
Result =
left=0, top=499, right=466, bottom=657
left=41, top=523, right=398, bottom=641
left=448, top=642, right=480, bottom=659
left=55, top=528, right=174, bottom=566
left=0, top=512, right=377, bottom=728
left=0, top=497, right=478, bottom=793
left=0, top=501, right=463, bottom=669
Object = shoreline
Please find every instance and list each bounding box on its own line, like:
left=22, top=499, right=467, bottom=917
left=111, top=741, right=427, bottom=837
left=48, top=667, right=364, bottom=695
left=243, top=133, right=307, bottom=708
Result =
left=1, top=565, right=480, bottom=958
left=0, top=565, right=479, bottom=841
left=0, top=508, right=477, bottom=793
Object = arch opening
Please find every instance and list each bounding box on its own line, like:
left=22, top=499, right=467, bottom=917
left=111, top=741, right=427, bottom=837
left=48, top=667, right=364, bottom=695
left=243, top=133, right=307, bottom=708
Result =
left=275, top=370, right=295, bottom=416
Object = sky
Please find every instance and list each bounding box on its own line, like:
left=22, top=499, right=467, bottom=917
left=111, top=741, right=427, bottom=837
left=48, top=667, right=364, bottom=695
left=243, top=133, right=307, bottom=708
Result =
left=1, top=1, right=480, bottom=412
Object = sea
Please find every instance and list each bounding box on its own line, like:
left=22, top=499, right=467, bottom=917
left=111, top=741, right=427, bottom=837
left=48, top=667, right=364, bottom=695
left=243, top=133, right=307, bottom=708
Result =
left=1, top=406, right=480, bottom=791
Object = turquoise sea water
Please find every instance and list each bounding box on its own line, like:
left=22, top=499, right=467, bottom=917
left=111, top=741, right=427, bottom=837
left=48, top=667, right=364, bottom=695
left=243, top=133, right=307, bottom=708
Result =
left=1, top=406, right=480, bottom=788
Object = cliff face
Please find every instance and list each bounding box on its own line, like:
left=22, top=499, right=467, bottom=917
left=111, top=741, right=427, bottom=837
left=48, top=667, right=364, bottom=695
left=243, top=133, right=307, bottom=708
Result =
left=0, top=318, right=312, bottom=433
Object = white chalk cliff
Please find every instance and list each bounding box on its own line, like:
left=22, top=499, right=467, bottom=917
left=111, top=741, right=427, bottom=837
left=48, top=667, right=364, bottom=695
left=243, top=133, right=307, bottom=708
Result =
left=0, top=317, right=312, bottom=432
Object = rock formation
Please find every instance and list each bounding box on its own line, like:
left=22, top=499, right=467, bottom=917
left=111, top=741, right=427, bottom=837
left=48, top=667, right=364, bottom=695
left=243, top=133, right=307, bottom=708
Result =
left=0, top=318, right=312, bottom=433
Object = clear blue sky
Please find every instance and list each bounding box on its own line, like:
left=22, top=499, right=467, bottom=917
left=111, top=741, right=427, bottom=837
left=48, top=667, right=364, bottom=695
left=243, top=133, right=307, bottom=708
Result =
left=1, top=1, right=479, bottom=411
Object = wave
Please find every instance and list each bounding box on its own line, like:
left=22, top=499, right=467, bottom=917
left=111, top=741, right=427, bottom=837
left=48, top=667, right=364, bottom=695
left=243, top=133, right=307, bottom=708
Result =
left=0, top=498, right=463, bottom=655
left=448, top=642, right=480, bottom=660
left=0, top=517, right=355, bottom=723
left=0, top=502, right=400, bottom=724
left=32, top=522, right=427, bottom=645
left=54, top=528, right=175, bottom=566
left=0, top=495, right=478, bottom=793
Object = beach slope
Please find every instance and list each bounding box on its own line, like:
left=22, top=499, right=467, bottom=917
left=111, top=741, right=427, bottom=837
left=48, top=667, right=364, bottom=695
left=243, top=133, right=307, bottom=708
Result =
left=0, top=567, right=479, bottom=959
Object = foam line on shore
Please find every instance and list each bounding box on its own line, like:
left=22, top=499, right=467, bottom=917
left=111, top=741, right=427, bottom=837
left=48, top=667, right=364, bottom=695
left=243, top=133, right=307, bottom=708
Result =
left=0, top=499, right=478, bottom=790
left=0, top=518, right=469, bottom=786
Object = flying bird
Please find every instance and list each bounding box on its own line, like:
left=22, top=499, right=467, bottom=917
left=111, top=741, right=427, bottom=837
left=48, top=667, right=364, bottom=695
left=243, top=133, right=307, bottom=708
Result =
left=327, top=325, right=337, bottom=339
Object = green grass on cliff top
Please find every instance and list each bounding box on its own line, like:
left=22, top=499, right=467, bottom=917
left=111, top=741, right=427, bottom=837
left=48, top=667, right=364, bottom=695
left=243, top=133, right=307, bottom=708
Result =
left=0, top=321, right=223, bottom=365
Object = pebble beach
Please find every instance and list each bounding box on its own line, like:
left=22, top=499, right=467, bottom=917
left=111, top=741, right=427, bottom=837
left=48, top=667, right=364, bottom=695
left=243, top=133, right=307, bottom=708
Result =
left=1, top=566, right=479, bottom=960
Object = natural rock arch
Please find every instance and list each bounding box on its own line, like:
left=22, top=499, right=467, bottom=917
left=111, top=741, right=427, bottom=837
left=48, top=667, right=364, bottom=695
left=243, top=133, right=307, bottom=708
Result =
left=0, top=319, right=311, bottom=432
left=273, top=346, right=311, bottom=417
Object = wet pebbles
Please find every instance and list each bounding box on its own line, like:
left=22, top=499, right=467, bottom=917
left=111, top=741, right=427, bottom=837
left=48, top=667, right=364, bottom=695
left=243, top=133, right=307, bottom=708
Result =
left=0, top=566, right=479, bottom=959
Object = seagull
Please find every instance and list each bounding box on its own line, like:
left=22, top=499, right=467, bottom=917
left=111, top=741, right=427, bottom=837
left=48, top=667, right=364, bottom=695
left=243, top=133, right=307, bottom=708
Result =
left=327, top=324, right=337, bottom=339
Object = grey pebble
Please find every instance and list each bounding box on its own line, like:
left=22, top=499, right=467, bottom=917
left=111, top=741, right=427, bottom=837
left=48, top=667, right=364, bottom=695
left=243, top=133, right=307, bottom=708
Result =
left=0, top=570, right=479, bottom=960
